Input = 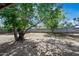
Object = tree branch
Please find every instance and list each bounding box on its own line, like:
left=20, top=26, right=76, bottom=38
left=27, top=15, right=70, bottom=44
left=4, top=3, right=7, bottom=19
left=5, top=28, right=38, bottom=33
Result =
left=23, top=19, right=44, bottom=34
left=0, top=3, right=13, bottom=9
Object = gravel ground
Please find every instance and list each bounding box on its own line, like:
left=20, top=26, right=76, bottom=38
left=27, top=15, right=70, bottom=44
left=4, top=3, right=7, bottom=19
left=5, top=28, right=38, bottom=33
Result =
left=0, top=33, right=79, bottom=56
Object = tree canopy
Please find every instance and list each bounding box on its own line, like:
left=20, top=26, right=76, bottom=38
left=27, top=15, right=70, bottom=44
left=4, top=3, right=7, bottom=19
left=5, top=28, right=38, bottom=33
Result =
left=0, top=4, right=34, bottom=32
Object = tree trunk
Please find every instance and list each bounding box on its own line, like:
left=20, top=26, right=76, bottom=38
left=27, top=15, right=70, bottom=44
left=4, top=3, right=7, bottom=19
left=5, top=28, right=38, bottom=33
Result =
left=17, top=30, right=25, bottom=41
left=13, top=26, right=18, bottom=41
left=13, top=26, right=25, bottom=41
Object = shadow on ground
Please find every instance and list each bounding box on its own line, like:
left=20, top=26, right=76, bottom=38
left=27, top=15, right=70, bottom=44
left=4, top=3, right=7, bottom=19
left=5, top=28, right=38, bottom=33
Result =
left=0, top=39, right=38, bottom=56
left=0, top=37, right=79, bottom=56
left=43, top=33, right=79, bottom=56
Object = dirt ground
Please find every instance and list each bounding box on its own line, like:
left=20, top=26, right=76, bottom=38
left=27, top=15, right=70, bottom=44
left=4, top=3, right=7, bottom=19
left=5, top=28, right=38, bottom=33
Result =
left=0, top=33, right=79, bottom=56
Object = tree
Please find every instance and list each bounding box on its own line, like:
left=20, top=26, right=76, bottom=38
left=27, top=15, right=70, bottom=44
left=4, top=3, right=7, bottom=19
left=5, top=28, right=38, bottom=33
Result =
left=58, top=19, right=74, bottom=28
left=73, top=17, right=79, bottom=26
left=37, top=4, right=64, bottom=31
left=64, top=22, right=74, bottom=29
left=0, top=4, right=34, bottom=41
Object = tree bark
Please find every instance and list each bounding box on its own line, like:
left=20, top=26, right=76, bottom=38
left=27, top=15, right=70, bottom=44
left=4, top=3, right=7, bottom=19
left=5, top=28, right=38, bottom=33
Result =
left=17, top=30, right=25, bottom=41
left=13, top=26, right=18, bottom=41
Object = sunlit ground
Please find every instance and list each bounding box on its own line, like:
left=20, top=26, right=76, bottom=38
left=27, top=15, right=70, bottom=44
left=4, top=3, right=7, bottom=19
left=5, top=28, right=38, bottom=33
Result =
left=0, top=33, right=79, bottom=56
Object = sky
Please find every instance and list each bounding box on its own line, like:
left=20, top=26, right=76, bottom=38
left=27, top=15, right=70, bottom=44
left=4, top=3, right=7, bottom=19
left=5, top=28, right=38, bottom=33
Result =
left=63, top=3, right=79, bottom=23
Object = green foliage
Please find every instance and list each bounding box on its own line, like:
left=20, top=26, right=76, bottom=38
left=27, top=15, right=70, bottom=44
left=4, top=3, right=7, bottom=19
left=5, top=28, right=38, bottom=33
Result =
left=59, top=22, right=75, bottom=29
left=0, top=3, right=64, bottom=32
left=65, top=22, right=74, bottom=28
left=37, top=4, right=64, bottom=30
left=0, top=4, right=34, bottom=32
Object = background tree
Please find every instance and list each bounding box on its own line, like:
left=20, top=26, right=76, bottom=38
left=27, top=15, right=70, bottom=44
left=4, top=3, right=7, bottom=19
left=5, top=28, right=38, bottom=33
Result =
left=37, top=4, right=64, bottom=31
left=64, top=22, right=74, bottom=29
left=58, top=19, right=75, bottom=29
left=73, top=17, right=79, bottom=27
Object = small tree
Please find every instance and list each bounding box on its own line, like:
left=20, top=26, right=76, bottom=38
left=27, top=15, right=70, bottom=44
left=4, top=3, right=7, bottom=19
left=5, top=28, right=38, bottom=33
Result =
left=65, top=22, right=74, bottom=29
left=73, top=17, right=79, bottom=26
